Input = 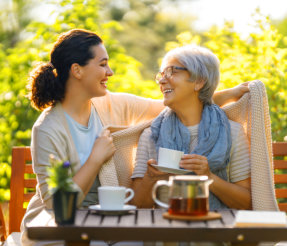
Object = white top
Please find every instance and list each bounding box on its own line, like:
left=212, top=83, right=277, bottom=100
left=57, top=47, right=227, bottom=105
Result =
left=65, top=106, right=103, bottom=165
left=132, top=120, right=251, bottom=183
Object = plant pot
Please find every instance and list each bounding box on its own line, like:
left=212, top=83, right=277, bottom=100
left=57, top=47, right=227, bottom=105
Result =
left=53, top=190, right=78, bottom=225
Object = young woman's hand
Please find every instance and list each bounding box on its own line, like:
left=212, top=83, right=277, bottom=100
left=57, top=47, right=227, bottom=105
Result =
left=230, top=82, right=249, bottom=101
left=90, top=129, right=116, bottom=165
left=213, top=82, right=250, bottom=106
left=179, top=154, right=211, bottom=177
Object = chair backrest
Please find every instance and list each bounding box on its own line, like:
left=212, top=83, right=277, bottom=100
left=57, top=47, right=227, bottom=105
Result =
left=9, top=147, right=36, bottom=234
left=272, top=142, right=287, bottom=212
left=0, top=204, right=7, bottom=241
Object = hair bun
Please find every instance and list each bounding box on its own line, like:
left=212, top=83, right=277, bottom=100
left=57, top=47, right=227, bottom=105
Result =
left=47, top=62, right=55, bottom=70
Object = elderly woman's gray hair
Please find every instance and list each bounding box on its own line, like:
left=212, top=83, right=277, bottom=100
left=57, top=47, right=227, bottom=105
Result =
left=161, top=45, right=220, bottom=105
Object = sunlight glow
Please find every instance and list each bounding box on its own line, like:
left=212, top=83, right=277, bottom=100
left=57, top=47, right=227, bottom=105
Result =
left=180, top=0, right=287, bottom=36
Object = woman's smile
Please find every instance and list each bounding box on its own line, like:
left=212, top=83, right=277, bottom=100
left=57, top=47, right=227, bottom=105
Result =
left=100, top=78, right=108, bottom=88
left=162, top=88, right=174, bottom=95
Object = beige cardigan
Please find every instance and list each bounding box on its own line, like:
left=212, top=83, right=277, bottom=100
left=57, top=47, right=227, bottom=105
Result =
left=223, top=80, right=278, bottom=210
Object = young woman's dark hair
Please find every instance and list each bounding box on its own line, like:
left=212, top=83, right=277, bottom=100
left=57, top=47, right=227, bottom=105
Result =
left=28, top=29, right=103, bottom=110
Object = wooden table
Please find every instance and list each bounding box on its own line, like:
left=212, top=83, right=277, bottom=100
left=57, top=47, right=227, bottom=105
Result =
left=27, top=209, right=287, bottom=245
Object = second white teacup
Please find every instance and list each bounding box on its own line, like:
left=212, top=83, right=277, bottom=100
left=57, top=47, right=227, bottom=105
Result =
left=158, top=147, right=184, bottom=169
left=98, top=186, right=134, bottom=210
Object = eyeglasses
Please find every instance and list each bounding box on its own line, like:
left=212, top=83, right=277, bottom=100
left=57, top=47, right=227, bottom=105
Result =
left=155, top=66, right=188, bottom=84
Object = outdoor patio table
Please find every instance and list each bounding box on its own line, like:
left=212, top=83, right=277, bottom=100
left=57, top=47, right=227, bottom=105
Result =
left=26, top=208, right=287, bottom=246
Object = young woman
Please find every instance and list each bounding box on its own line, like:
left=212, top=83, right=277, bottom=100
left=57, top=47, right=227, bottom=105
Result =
left=21, top=29, right=249, bottom=245
left=131, top=45, right=252, bottom=210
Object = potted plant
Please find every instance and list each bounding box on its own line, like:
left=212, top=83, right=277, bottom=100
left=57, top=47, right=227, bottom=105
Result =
left=47, top=155, right=78, bottom=225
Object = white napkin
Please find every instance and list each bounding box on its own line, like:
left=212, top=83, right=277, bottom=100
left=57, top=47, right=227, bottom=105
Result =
left=234, top=210, right=287, bottom=227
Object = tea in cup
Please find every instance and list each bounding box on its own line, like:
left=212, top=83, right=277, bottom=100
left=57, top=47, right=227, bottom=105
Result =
left=157, top=147, right=184, bottom=169
left=98, top=186, right=134, bottom=210
left=152, top=175, right=213, bottom=216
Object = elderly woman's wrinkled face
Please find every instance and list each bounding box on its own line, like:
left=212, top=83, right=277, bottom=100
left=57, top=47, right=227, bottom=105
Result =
left=159, top=58, right=199, bottom=110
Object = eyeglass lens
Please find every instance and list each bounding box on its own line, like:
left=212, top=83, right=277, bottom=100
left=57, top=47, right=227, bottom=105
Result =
left=155, top=67, right=173, bottom=83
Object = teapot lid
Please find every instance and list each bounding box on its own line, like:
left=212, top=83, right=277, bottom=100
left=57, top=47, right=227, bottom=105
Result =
left=171, top=175, right=209, bottom=181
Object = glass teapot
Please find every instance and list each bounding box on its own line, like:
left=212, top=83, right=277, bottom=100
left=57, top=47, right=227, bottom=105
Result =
left=152, top=175, right=213, bottom=216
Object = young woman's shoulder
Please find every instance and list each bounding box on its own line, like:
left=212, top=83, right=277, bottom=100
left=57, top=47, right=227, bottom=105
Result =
left=32, top=104, right=66, bottom=134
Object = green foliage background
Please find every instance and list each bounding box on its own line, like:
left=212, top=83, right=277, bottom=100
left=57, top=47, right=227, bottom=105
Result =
left=0, top=1, right=286, bottom=201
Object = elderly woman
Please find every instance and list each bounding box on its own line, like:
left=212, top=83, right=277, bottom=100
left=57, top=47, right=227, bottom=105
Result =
left=131, top=45, right=252, bottom=210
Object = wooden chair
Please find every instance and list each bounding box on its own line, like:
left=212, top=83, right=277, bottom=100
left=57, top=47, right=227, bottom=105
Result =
left=9, top=147, right=36, bottom=234
left=272, top=142, right=287, bottom=212
left=0, top=204, right=7, bottom=241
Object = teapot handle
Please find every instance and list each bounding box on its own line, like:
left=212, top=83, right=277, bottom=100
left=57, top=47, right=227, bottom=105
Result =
left=152, top=180, right=170, bottom=208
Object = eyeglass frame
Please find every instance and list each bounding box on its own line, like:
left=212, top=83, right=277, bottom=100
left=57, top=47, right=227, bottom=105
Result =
left=155, top=66, right=188, bottom=84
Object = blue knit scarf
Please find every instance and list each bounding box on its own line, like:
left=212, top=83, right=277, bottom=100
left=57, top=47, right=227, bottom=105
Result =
left=151, top=104, right=232, bottom=209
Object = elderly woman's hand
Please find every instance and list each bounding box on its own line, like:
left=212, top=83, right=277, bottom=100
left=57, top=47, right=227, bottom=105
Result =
left=179, top=154, right=211, bottom=177
left=146, top=159, right=173, bottom=180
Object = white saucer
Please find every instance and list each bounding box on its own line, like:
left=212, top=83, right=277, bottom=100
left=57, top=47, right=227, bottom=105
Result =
left=89, top=204, right=136, bottom=215
left=151, top=164, right=192, bottom=175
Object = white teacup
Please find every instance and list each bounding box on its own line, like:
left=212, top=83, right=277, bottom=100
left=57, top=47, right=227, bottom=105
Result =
left=98, top=186, right=134, bottom=210
left=158, top=147, right=184, bottom=169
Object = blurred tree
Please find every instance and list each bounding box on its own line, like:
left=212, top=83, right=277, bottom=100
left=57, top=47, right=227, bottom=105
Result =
left=0, top=0, right=36, bottom=47
left=99, top=0, right=195, bottom=79
left=166, top=11, right=287, bottom=141
left=272, top=16, right=287, bottom=48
